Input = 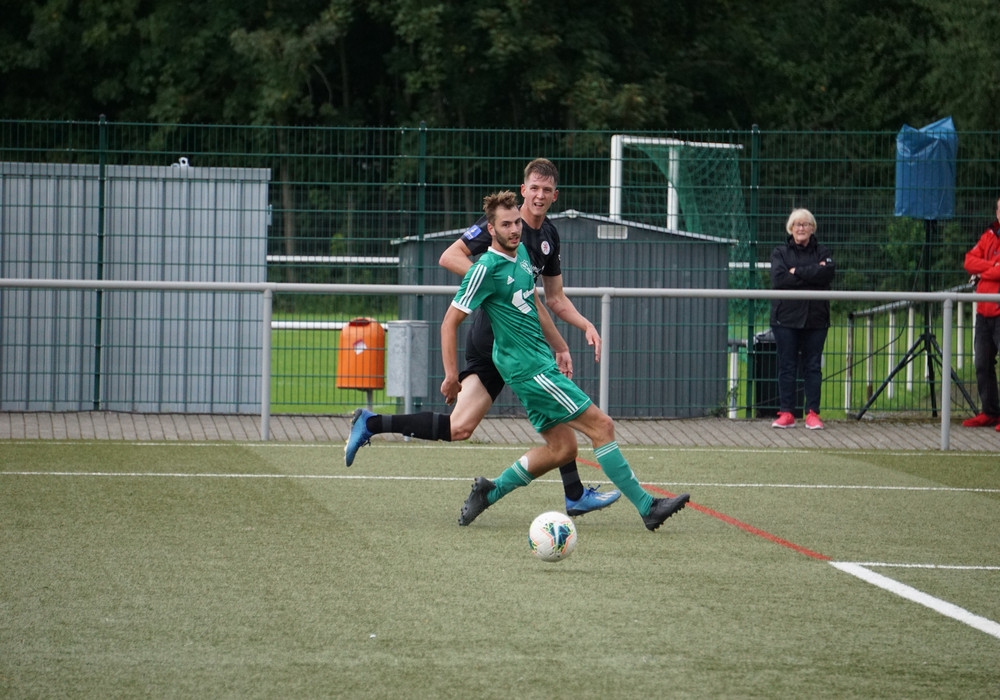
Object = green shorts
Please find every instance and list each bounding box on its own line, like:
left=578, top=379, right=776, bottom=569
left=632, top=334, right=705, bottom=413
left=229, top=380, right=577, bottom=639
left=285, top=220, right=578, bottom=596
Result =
left=507, top=366, right=593, bottom=433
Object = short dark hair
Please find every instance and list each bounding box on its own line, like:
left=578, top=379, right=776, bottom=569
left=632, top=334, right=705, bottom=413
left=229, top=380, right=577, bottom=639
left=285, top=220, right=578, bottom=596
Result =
left=524, top=158, right=558, bottom=187
left=483, top=190, right=519, bottom=225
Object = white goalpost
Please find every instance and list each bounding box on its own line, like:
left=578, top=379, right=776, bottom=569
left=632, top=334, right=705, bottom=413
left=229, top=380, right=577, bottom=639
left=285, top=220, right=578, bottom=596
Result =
left=608, top=134, right=744, bottom=230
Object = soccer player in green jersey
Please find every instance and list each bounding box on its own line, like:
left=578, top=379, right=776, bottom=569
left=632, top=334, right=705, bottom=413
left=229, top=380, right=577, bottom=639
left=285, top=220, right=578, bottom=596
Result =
left=345, top=158, right=619, bottom=518
left=443, top=190, right=690, bottom=531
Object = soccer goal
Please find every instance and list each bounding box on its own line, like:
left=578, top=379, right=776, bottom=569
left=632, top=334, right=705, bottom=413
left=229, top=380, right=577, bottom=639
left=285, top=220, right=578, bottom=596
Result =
left=608, top=134, right=749, bottom=244
left=608, top=134, right=762, bottom=334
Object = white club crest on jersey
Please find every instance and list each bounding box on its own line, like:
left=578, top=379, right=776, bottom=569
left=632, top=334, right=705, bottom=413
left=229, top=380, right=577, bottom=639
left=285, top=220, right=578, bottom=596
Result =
left=541, top=241, right=551, bottom=256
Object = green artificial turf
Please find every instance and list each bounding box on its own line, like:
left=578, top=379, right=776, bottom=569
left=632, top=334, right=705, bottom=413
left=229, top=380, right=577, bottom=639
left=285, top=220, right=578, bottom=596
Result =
left=2, top=442, right=997, bottom=698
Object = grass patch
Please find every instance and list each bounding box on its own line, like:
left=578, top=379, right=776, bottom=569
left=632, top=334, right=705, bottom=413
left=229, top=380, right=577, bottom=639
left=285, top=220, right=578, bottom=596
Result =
left=2, top=442, right=997, bottom=698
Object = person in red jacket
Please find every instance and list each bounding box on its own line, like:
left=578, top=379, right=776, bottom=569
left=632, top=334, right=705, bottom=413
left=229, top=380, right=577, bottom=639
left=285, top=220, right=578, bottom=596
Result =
left=962, top=196, right=1000, bottom=428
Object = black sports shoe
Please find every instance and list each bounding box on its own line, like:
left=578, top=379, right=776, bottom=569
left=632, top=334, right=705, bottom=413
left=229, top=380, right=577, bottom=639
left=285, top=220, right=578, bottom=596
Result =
left=458, top=476, right=495, bottom=526
left=642, top=493, right=690, bottom=531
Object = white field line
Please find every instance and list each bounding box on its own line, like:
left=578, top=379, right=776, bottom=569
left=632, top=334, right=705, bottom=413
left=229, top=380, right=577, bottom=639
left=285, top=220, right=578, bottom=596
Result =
left=1, top=470, right=997, bottom=494
left=848, top=562, right=1000, bottom=571
left=671, top=483, right=1000, bottom=494
left=0, top=471, right=472, bottom=481
left=2, top=439, right=994, bottom=461
left=5, top=466, right=996, bottom=638
left=829, top=562, right=1000, bottom=640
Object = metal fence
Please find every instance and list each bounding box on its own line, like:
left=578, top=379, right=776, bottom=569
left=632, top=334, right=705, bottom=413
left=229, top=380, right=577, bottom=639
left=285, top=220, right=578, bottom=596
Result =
left=1, top=278, right=993, bottom=451
left=2, top=119, right=998, bottom=418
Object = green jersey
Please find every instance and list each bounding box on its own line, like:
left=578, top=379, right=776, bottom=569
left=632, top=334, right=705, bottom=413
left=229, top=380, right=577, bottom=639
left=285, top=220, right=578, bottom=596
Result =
left=451, top=244, right=557, bottom=384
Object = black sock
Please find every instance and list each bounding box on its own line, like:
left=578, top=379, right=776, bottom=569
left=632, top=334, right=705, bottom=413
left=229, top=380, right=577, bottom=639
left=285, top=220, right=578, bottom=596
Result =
left=560, top=461, right=585, bottom=501
left=369, top=413, right=451, bottom=441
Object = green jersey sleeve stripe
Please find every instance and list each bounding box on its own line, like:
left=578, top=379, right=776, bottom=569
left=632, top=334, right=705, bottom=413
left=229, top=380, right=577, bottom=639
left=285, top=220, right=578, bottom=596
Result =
left=454, top=263, right=488, bottom=312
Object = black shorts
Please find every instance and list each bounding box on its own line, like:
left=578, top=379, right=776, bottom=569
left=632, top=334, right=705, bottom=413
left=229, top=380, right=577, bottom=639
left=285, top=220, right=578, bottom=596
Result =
left=457, top=308, right=505, bottom=401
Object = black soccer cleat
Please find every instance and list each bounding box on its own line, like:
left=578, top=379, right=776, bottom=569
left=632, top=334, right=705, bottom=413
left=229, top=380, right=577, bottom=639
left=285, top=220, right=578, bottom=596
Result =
left=458, top=476, right=495, bottom=526
left=642, top=493, right=690, bottom=531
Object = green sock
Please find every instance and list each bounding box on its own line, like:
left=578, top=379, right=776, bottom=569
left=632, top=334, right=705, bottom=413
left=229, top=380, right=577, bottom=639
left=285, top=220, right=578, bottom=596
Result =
left=487, top=458, right=534, bottom=505
left=594, top=441, right=654, bottom=516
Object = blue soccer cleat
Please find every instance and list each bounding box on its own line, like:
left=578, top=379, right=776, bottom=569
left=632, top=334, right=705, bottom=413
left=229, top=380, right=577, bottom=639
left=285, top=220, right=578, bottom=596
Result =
left=566, top=485, right=622, bottom=516
left=344, top=408, right=375, bottom=467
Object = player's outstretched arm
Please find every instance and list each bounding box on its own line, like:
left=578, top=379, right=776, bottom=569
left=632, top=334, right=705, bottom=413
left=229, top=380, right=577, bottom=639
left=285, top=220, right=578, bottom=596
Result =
left=541, top=274, right=601, bottom=363
left=440, top=305, right=468, bottom=404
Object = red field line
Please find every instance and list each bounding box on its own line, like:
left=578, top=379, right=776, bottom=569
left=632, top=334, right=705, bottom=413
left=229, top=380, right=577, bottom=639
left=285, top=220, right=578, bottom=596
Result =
left=578, top=456, right=830, bottom=561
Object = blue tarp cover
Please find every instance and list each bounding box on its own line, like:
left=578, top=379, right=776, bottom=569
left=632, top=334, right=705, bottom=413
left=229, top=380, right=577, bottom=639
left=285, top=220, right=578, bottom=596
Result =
left=894, top=116, right=957, bottom=220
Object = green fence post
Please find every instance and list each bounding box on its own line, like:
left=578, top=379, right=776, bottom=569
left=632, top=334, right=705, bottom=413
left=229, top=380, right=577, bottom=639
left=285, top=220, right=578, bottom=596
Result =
left=745, top=124, right=761, bottom=418
left=416, top=121, right=427, bottom=320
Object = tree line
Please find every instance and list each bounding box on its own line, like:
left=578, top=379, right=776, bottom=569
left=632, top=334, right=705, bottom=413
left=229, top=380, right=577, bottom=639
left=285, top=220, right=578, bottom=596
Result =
left=3, top=0, right=998, bottom=131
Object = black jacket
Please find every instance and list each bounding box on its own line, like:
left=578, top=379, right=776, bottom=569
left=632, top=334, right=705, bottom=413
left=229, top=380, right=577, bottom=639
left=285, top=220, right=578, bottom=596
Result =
left=769, top=235, right=835, bottom=329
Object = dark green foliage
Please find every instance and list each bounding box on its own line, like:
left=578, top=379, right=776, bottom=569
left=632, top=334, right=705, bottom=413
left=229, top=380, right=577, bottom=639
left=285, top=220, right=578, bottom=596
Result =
left=3, top=0, right=999, bottom=130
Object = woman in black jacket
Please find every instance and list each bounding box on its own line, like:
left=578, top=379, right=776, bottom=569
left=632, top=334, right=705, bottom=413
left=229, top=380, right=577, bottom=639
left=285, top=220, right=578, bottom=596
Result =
left=769, top=209, right=836, bottom=429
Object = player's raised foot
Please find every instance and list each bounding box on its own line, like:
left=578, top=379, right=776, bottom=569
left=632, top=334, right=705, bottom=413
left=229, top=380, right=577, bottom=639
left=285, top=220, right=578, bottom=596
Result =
left=642, top=493, right=690, bottom=532
left=458, top=476, right=495, bottom=526
left=566, top=486, right=621, bottom=517
left=344, top=408, right=375, bottom=467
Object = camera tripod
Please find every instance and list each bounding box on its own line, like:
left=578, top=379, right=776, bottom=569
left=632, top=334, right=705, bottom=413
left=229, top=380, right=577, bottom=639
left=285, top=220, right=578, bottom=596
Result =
left=855, top=305, right=976, bottom=419
left=856, top=221, right=976, bottom=419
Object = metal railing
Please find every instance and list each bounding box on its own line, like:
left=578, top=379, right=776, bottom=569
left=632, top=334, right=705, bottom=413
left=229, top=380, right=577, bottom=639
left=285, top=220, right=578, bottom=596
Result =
left=846, top=283, right=977, bottom=419
left=7, top=121, right=1000, bottom=417
left=3, top=278, right=998, bottom=450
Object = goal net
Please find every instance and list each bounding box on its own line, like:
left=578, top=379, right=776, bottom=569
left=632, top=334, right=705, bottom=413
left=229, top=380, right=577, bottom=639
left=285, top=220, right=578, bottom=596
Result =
left=609, top=134, right=757, bottom=311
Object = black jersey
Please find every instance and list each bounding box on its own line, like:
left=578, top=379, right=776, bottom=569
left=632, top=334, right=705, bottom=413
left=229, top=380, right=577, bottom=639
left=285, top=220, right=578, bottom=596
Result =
left=460, top=214, right=562, bottom=278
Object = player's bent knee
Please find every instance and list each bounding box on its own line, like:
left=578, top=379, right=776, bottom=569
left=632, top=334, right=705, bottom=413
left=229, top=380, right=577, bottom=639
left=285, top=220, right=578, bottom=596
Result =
left=448, top=403, right=488, bottom=441
left=449, top=422, right=476, bottom=441
left=544, top=426, right=578, bottom=464
left=550, top=439, right=577, bottom=464
left=585, top=410, right=615, bottom=443
left=557, top=443, right=578, bottom=464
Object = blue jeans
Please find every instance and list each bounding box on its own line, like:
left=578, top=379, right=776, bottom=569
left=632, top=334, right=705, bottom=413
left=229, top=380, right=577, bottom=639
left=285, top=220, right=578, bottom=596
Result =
left=973, top=314, right=1000, bottom=416
left=771, top=326, right=828, bottom=414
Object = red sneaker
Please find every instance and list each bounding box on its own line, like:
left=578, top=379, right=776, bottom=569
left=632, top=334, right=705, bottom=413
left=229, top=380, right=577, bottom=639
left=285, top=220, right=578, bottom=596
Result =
left=962, top=413, right=999, bottom=428
left=771, top=411, right=795, bottom=429
left=805, top=411, right=824, bottom=430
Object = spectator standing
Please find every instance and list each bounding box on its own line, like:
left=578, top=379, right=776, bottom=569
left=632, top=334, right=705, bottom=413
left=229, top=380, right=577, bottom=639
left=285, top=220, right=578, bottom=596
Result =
left=962, top=196, right=1000, bottom=428
left=769, top=209, right=835, bottom=429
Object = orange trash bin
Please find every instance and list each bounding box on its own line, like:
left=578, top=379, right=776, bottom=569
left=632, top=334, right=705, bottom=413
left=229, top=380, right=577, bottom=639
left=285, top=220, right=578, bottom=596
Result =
left=336, top=318, right=386, bottom=390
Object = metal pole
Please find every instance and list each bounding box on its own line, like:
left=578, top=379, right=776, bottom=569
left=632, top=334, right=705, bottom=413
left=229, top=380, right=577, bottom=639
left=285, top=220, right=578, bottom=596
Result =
left=93, top=114, right=108, bottom=410
left=260, top=288, right=272, bottom=441
left=416, top=122, right=427, bottom=321
left=609, top=135, right=623, bottom=221
left=940, top=298, right=952, bottom=450
left=845, top=313, right=854, bottom=414
left=957, top=301, right=964, bottom=369
left=599, top=293, right=611, bottom=412
left=746, top=124, right=761, bottom=417
left=728, top=342, right=739, bottom=419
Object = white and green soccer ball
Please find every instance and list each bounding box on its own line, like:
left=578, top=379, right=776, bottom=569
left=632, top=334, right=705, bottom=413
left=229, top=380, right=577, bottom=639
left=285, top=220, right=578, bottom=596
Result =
left=528, top=511, right=578, bottom=562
